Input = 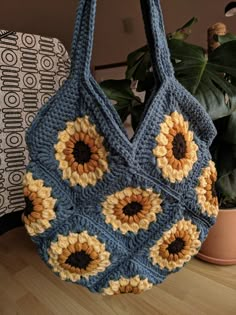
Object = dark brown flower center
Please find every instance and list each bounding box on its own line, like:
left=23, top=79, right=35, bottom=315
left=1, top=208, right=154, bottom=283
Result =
left=123, top=202, right=143, bottom=216
left=168, top=237, right=185, bottom=254
left=24, top=196, right=34, bottom=217
left=73, top=141, right=91, bottom=164
left=66, top=250, right=92, bottom=269
left=172, top=133, right=187, bottom=160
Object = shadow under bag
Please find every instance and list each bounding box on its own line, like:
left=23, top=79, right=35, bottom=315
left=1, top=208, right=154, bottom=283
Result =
left=23, top=0, right=219, bottom=295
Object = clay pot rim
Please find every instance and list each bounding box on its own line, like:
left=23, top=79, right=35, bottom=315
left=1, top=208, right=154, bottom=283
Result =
left=218, top=208, right=236, bottom=213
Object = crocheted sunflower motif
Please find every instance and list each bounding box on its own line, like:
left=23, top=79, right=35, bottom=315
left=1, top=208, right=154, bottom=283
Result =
left=149, top=219, right=201, bottom=271
left=22, top=172, right=57, bottom=236
left=196, top=161, right=219, bottom=217
left=153, top=112, right=198, bottom=183
left=54, top=116, right=109, bottom=187
left=102, top=187, right=162, bottom=234
left=47, top=231, right=111, bottom=282
left=102, top=275, right=153, bottom=295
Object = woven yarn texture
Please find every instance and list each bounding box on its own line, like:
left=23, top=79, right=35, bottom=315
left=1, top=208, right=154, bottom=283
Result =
left=23, top=0, right=219, bottom=295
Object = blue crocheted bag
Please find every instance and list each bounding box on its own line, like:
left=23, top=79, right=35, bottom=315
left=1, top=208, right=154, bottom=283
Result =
left=23, top=0, right=219, bottom=295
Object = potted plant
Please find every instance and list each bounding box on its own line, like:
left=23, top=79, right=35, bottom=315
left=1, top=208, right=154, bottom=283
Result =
left=100, top=18, right=236, bottom=265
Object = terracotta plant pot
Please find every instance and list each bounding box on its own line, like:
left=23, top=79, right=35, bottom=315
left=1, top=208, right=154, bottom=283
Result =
left=197, top=209, right=236, bottom=265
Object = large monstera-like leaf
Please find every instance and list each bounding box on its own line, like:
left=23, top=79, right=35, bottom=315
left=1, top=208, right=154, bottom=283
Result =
left=168, top=39, right=236, bottom=120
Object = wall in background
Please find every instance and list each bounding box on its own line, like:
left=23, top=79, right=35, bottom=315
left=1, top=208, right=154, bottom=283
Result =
left=0, top=0, right=78, bottom=53
left=162, top=0, right=236, bottom=47
left=94, top=0, right=236, bottom=65
left=0, top=0, right=235, bottom=67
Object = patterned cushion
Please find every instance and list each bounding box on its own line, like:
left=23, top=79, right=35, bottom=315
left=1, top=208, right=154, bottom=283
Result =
left=0, top=30, right=70, bottom=234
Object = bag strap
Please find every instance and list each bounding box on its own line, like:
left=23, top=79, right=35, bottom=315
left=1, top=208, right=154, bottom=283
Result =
left=69, top=0, right=174, bottom=83
left=69, top=0, right=96, bottom=80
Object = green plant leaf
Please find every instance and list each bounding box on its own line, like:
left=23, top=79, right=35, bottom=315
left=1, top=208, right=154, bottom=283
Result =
left=213, top=139, right=236, bottom=206
left=115, top=107, right=130, bottom=123
left=137, top=72, right=155, bottom=92
left=126, top=45, right=151, bottom=80
left=210, top=116, right=236, bottom=206
left=100, top=79, right=142, bottom=123
left=168, top=17, right=198, bottom=41
left=221, top=112, right=236, bottom=145
left=218, top=195, right=236, bottom=209
left=168, top=39, right=236, bottom=119
left=216, top=140, right=236, bottom=178
left=216, top=33, right=236, bottom=44
left=177, top=17, right=198, bottom=31
left=100, top=79, right=135, bottom=102
left=217, top=169, right=236, bottom=202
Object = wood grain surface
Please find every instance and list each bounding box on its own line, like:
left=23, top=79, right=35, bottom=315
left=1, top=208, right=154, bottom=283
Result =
left=0, top=227, right=235, bottom=315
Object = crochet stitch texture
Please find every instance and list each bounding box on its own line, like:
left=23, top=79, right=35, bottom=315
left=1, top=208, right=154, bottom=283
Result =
left=23, top=0, right=219, bottom=295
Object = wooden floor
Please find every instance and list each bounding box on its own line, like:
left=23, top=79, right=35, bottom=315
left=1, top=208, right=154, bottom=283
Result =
left=0, top=228, right=235, bottom=315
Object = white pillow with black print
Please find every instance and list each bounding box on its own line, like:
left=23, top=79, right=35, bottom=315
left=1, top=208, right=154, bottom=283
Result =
left=0, top=30, right=70, bottom=234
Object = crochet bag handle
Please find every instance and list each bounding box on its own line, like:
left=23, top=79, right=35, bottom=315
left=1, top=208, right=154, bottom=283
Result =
left=70, top=0, right=175, bottom=83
